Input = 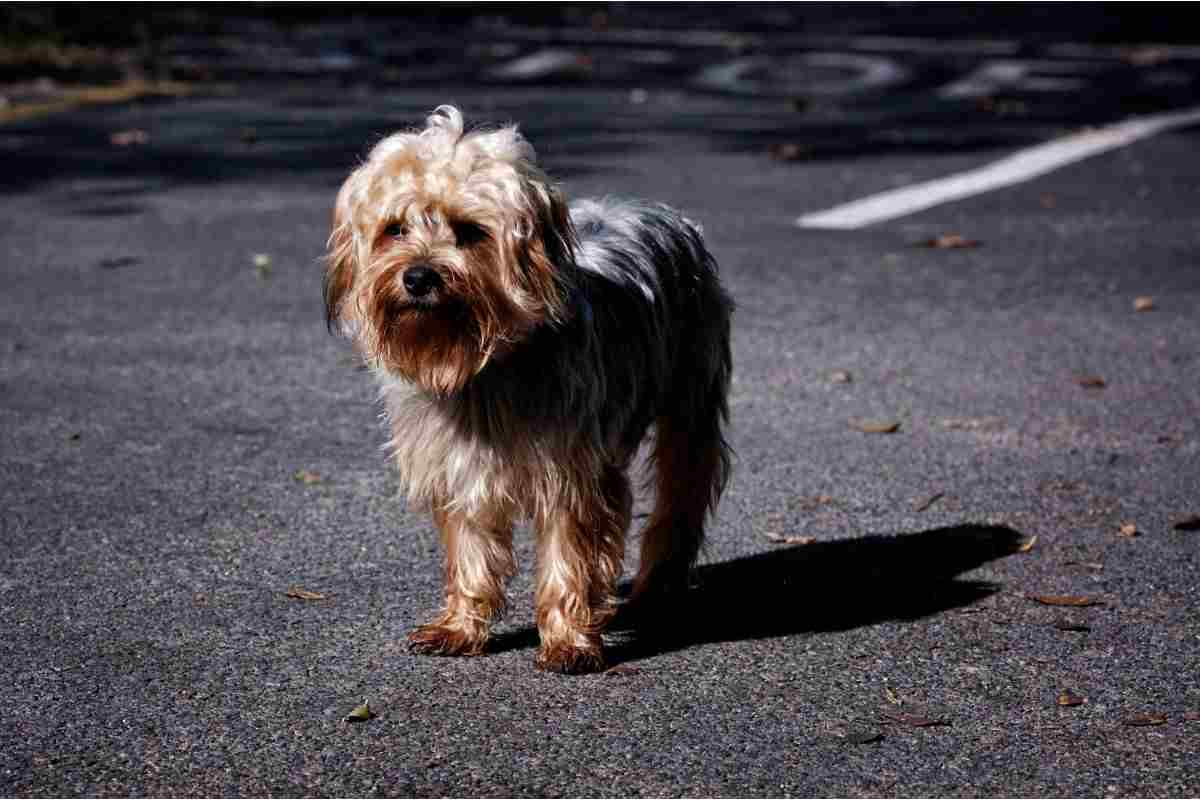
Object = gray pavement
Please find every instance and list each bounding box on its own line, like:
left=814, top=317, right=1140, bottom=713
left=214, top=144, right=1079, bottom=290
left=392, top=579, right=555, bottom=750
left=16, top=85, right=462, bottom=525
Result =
left=2, top=6, right=1200, bottom=797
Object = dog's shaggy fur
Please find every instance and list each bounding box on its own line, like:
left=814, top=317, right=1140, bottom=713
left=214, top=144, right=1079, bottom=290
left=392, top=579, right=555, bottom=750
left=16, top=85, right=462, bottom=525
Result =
left=326, top=106, right=733, bottom=673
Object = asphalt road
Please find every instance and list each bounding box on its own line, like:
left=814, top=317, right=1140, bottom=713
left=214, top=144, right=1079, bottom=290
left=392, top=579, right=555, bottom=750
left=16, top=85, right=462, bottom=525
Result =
left=3, top=6, right=1199, bottom=797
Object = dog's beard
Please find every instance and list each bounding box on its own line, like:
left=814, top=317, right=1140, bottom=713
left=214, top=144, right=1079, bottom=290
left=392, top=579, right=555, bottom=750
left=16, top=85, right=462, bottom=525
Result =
left=364, top=282, right=487, bottom=397
left=346, top=220, right=569, bottom=399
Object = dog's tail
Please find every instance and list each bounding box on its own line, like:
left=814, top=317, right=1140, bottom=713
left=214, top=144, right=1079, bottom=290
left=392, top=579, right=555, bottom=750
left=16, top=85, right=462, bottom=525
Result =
left=632, top=262, right=734, bottom=605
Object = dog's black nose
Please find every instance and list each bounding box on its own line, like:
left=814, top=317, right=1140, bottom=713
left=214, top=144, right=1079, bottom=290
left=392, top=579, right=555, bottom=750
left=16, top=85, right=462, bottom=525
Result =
left=402, top=265, right=442, bottom=297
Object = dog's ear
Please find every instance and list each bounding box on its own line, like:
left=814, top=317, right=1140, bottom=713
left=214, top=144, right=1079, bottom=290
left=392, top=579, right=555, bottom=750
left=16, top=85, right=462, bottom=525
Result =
left=521, top=180, right=576, bottom=322
left=324, top=182, right=359, bottom=332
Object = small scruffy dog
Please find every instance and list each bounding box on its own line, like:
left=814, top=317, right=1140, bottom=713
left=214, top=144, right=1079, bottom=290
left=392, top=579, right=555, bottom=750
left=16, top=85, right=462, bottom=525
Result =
left=325, top=105, right=733, bottom=673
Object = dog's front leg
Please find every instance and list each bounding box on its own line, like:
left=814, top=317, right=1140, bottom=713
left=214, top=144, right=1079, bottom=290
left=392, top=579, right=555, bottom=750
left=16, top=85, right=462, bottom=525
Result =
left=408, top=503, right=514, bottom=657
left=533, top=465, right=631, bottom=674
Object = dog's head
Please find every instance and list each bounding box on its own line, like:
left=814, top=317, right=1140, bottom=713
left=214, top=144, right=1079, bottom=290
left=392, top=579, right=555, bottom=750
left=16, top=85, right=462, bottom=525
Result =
left=325, top=105, right=574, bottom=396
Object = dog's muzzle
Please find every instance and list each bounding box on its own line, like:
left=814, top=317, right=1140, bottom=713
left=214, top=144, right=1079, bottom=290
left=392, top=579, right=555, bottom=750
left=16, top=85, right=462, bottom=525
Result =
left=403, top=264, right=442, bottom=298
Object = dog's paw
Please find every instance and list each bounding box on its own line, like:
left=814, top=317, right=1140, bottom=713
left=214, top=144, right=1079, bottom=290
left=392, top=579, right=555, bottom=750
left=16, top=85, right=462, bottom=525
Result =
left=534, top=643, right=607, bottom=675
left=407, top=622, right=487, bottom=657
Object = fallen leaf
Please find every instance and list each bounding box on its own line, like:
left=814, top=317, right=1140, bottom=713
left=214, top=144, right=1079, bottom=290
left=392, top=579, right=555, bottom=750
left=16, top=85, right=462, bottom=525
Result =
left=1018, top=535, right=1038, bottom=553
left=913, top=492, right=944, bottom=512
left=285, top=587, right=327, bottom=601
left=1029, top=595, right=1104, bottom=607
left=1173, top=515, right=1200, bottom=532
left=846, top=730, right=884, bottom=744
left=603, top=664, right=641, bottom=677
left=763, top=532, right=817, bottom=546
left=881, top=709, right=950, bottom=727
left=1133, top=296, right=1156, bottom=312
left=345, top=701, right=374, bottom=722
left=1117, top=522, right=1139, bottom=538
left=253, top=253, right=273, bottom=279
left=883, top=687, right=901, bottom=706
left=850, top=419, right=901, bottom=434
left=829, top=370, right=853, bottom=384
left=1053, top=619, right=1091, bottom=632
left=1057, top=690, right=1086, bottom=707
left=1062, top=560, right=1105, bottom=571
left=768, top=142, right=811, bottom=161
left=919, top=234, right=980, bottom=249
left=294, top=469, right=323, bottom=484
left=110, top=128, right=149, bottom=146
left=1075, top=374, right=1107, bottom=389
left=1124, top=47, right=1170, bottom=66
left=1122, top=713, right=1167, bottom=727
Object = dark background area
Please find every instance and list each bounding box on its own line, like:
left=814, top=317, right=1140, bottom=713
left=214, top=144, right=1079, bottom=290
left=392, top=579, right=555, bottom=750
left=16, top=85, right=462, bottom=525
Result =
left=5, top=2, right=1200, bottom=85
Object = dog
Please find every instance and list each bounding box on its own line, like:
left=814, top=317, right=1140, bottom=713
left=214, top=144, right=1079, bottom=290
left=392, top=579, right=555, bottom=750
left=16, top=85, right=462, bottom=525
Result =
left=324, top=105, right=733, bottom=673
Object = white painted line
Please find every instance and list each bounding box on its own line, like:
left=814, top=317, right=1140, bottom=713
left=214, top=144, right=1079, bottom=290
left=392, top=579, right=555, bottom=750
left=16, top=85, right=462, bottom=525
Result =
left=796, top=105, right=1200, bottom=230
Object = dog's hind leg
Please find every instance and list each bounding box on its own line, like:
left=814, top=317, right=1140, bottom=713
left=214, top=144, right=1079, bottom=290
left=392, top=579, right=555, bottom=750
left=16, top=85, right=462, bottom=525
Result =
left=631, top=287, right=733, bottom=607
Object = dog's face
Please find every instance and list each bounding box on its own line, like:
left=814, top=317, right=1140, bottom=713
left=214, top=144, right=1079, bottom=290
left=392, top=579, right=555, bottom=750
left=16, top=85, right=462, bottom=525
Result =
left=326, top=106, right=574, bottom=396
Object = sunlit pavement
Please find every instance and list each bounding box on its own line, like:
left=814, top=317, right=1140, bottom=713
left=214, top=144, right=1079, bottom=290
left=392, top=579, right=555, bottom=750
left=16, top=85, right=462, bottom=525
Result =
left=3, top=6, right=1199, bottom=796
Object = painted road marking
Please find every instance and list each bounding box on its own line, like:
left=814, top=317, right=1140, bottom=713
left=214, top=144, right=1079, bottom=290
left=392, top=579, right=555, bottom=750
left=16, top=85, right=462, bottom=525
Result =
left=796, top=104, right=1200, bottom=230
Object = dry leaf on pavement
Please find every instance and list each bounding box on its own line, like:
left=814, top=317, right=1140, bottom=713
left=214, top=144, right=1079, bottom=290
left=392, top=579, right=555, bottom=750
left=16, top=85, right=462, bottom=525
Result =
left=850, top=419, right=901, bottom=434
left=603, top=665, right=642, bottom=677
left=1029, top=595, right=1104, bottom=607
left=345, top=701, right=374, bottom=722
left=110, top=129, right=149, bottom=146
left=285, top=587, right=327, bottom=601
left=1121, top=713, right=1167, bottom=727
left=913, top=492, right=944, bottom=512
left=763, top=532, right=817, bottom=546
left=768, top=142, right=812, bottom=161
left=880, top=709, right=950, bottom=727
left=920, top=234, right=980, bottom=249
left=294, top=469, right=323, bottom=484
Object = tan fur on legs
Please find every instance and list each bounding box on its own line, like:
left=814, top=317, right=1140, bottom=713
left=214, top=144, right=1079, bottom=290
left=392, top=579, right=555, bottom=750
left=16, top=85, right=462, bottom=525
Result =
left=534, top=466, right=631, bottom=674
left=408, top=502, right=514, bottom=656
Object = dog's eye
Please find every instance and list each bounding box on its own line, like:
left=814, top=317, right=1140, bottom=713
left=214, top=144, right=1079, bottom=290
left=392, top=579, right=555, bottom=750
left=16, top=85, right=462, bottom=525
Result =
left=384, top=222, right=407, bottom=238
left=452, top=221, right=489, bottom=248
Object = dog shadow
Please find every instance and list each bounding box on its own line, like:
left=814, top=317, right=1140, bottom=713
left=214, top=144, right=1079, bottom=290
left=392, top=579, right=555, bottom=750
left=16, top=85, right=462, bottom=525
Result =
left=489, top=524, right=1025, bottom=664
